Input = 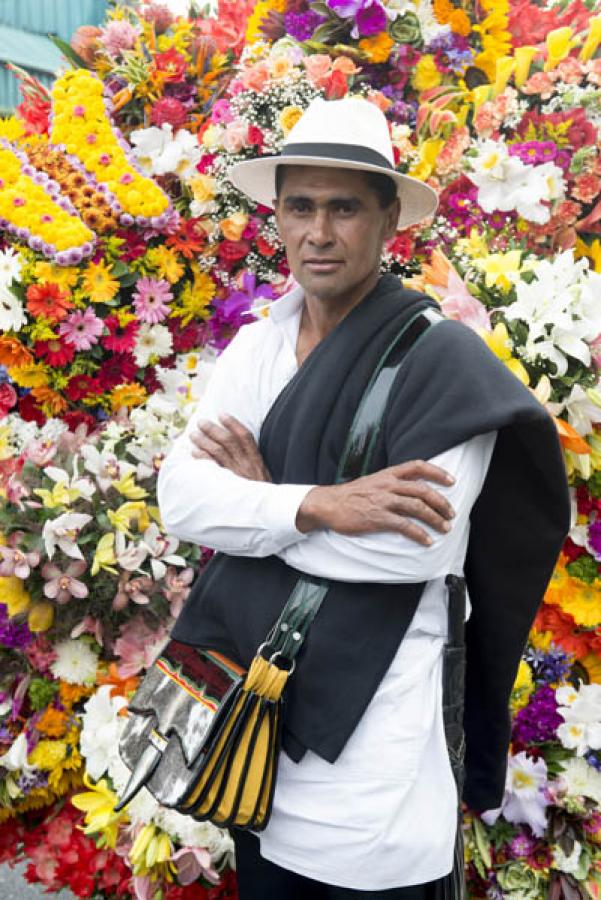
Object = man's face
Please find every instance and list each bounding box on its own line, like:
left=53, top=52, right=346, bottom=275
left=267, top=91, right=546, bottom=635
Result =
left=274, top=166, right=399, bottom=304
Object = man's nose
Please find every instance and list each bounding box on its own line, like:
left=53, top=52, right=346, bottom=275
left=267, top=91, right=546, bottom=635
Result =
left=308, top=209, right=334, bottom=246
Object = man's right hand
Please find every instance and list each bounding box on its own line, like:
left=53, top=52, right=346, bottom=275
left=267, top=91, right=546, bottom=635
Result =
left=296, top=460, right=456, bottom=547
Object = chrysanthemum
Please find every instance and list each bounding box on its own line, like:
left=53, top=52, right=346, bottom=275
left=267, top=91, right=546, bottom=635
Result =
left=50, top=639, right=99, bottom=685
left=59, top=307, right=104, bottom=351
left=26, top=283, right=73, bottom=323
left=132, top=277, right=173, bottom=324
left=145, top=245, right=185, bottom=284
left=81, top=260, right=120, bottom=304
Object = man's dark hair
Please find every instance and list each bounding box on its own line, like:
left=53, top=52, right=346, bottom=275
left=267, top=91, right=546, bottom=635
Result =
left=275, top=165, right=398, bottom=209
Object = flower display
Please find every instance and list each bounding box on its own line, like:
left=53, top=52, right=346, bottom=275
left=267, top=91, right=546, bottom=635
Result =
left=0, top=0, right=600, bottom=897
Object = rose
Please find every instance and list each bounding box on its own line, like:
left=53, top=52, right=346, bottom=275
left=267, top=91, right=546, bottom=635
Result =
left=221, top=213, right=249, bottom=242
left=256, top=236, right=278, bottom=258
left=279, top=106, right=304, bottom=136
left=223, top=121, right=249, bottom=154
left=303, top=54, right=332, bottom=87
left=325, top=70, right=350, bottom=100
left=218, top=240, right=251, bottom=266
left=0, top=383, right=17, bottom=419
left=240, top=62, right=270, bottom=92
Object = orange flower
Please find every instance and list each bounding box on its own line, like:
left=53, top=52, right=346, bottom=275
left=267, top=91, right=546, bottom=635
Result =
left=97, top=662, right=140, bottom=699
left=0, top=337, right=33, bottom=368
left=448, top=9, right=471, bottom=36
left=26, top=283, right=73, bottom=322
left=31, top=385, right=68, bottom=416
left=59, top=682, right=93, bottom=708
left=35, top=707, right=69, bottom=738
left=359, top=33, right=394, bottom=64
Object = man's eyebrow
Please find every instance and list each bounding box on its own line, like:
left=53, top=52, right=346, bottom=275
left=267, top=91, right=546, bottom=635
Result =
left=282, top=195, right=362, bottom=207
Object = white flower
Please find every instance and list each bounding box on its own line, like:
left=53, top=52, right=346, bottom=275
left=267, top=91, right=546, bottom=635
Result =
left=107, top=754, right=161, bottom=824
left=44, top=460, right=96, bottom=502
left=134, top=323, right=173, bottom=367
left=80, top=686, right=127, bottom=780
left=50, top=639, right=99, bottom=685
left=0, top=732, right=35, bottom=772
left=141, top=523, right=185, bottom=579
left=0, top=284, right=26, bottom=331
left=114, top=531, right=149, bottom=572
left=468, top=139, right=565, bottom=224
left=548, top=383, right=601, bottom=438
left=43, top=512, right=93, bottom=559
left=557, top=682, right=601, bottom=755
left=130, top=124, right=201, bottom=179
left=481, top=751, right=549, bottom=837
left=158, top=807, right=234, bottom=861
left=552, top=840, right=584, bottom=876
left=80, top=444, right=135, bottom=493
left=0, top=247, right=22, bottom=285
left=558, top=757, right=601, bottom=804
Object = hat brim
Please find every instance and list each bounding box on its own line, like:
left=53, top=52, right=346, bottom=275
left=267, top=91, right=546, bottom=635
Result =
left=229, top=156, right=439, bottom=231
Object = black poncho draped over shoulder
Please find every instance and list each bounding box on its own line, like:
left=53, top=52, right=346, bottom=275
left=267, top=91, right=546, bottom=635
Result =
left=171, top=274, right=570, bottom=811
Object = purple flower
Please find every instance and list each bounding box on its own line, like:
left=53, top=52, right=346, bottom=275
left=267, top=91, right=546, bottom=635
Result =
left=587, top=520, right=601, bottom=556
left=508, top=832, right=537, bottom=858
left=327, top=0, right=363, bottom=16
left=524, top=645, right=573, bottom=685
left=512, top=685, right=563, bottom=745
left=355, top=0, right=387, bottom=35
left=508, top=141, right=558, bottom=165
left=284, top=10, right=327, bottom=41
left=0, top=604, right=33, bottom=650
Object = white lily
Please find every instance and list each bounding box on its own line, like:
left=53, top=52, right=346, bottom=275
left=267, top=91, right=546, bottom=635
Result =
left=142, top=524, right=186, bottom=580
left=0, top=732, right=35, bottom=772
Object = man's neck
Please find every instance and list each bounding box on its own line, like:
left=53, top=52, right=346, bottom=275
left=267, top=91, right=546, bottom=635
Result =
left=301, top=272, right=380, bottom=342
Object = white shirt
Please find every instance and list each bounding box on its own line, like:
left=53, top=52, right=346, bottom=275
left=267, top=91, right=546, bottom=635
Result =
left=157, top=286, right=497, bottom=890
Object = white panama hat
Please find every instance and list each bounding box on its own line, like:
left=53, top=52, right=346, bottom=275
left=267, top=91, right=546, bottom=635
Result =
left=229, top=96, right=438, bottom=231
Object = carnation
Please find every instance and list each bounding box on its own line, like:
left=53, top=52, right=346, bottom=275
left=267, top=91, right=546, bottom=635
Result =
left=50, top=639, right=99, bottom=685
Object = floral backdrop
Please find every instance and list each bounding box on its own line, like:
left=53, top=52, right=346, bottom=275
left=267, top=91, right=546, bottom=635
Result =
left=0, top=0, right=600, bottom=897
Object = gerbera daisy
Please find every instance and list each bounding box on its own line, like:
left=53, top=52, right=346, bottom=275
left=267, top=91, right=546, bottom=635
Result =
left=97, top=353, right=138, bottom=390
left=132, top=277, right=173, bottom=324
left=100, top=314, right=139, bottom=353
left=31, top=385, right=68, bottom=417
left=34, top=337, right=76, bottom=368
left=145, top=245, right=185, bottom=284
left=26, top=283, right=73, bottom=322
left=133, top=323, right=173, bottom=367
left=33, top=261, right=80, bottom=291
left=65, top=374, right=101, bottom=403
left=166, top=219, right=206, bottom=259
left=81, top=260, right=120, bottom=304
left=0, top=336, right=33, bottom=368
left=110, top=382, right=147, bottom=411
left=59, top=308, right=104, bottom=351
left=8, top=361, right=49, bottom=388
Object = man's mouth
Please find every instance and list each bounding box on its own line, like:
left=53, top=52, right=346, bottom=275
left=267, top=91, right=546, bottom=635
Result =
left=303, top=259, right=343, bottom=272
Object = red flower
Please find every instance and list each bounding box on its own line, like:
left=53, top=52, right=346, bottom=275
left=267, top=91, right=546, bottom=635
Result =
left=97, top=353, right=138, bottom=390
left=168, top=318, right=210, bottom=352
left=18, top=392, right=46, bottom=425
left=16, top=96, right=51, bottom=136
left=218, top=240, right=251, bottom=266
left=26, top=283, right=73, bottom=322
left=62, top=410, right=96, bottom=433
left=153, top=48, right=187, bottom=82
left=167, top=219, right=206, bottom=259
left=247, top=125, right=264, bottom=149
left=151, top=97, right=188, bottom=129
left=34, top=337, right=75, bottom=367
left=101, top=314, right=139, bottom=353
left=386, top=233, right=414, bottom=262
left=0, top=383, right=17, bottom=418
left=255, top=236, right=278, bottom=258
left=115, top=229, right=147, bottom=262
left=562, top=537, right=585, bottom=564
left=65, top=374, right=101, bottom=402
left=324, top=69, right=349, bottom=100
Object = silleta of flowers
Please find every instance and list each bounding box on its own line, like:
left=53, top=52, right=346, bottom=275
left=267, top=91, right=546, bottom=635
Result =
left=0, top=0, right=600, bottom=898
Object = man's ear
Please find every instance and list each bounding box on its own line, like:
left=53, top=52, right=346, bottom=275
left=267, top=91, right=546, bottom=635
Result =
left=384, top=197, right=401, bottom=240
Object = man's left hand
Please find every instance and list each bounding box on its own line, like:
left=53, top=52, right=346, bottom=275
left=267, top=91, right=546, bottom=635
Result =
left=190, top=415, right=272, bottom=482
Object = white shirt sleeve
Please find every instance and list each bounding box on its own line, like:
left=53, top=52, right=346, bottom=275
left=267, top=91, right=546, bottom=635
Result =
left=278, top=432, right=498, bottom=583
left=156, top=326, right=313, bottom=557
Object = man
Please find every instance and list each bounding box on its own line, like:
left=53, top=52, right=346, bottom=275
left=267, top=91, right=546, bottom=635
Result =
left=157, top=98, right=570, bottom=898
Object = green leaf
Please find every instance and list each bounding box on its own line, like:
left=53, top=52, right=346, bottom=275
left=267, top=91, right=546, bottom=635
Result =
left=48, top=35, right=88, bottom=70
left=110, top=261, right=130, bottom=278
left=118, top=272, right=139, bottom=289
left=473, top=817, right=492, bottom=869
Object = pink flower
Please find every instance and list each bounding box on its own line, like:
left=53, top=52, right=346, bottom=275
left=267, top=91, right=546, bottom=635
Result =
left=132, top=277, right=173, bottom=323
left=587, top=58, right=601, bottom=87
left=162, top=566, right=195, bottom=617
left=99, top=20, right=140, bottom=58
left=303, top=54, right=332, bottom=88
left=112, top=573, right=154, bottom=611
left=42, top=559, right=88, bottom=604
left=211, top=99, right=234, bottom=125
left=555, top=56, right=585, bottom=84
left=25, top=438, right=58, bottom=467
left=223, top=121, right=249, bottom=154
left=70, top=615, right=103, bottom=645
left=59, top=307, right=104, bottom=350
left=439, top=270, right=492, bottom=333
left=522, top=72, right=555, bottom=99
left=0, top=545, right=40, bottom=579
left=150, top=97, right=188, bottom=129
left=240, top=62, right=270, bottom=92
left=113, top=616, right=168, bottom=678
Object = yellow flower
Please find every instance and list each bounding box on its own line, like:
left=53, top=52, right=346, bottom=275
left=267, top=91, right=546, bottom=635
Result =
left=474, top=250, right=522, bottom=292
left=145, top=246, right=185, bottom=284
left=34, top=481, right=78, bottom=509
left=278, top=105, right=304, bottom=136
left=557, top=582, right=601, bottom=628
left=580, top=14, right=601, bottom=62
left=412, top=55, right=442, bottom=92
left=358, top=33, right=394, bottom=64
left=514, top=46, right=538, bottom=88
left=107, top=501, right=150, bottom=534
left=28, top=601, right=55, bottom=632
left=510, top=659, right=534, bottom=713
left=456, top=228, right=489, bottom=259
left=110, top=383, right=147, bottom=412
left=8, top=362, right=49, bottom=388
left=528, top=627, right=553, bottom=653
left=170, top=272, right=215, bottom=326
left=33, top=262, right=80, bottom=290
left=91, top=533, right=117, bottom=576
left=544, top=26, right=578, bottom=71
left=71, top=773, right=126, bottom=850
left=492, top=56, right=515, bottom=96
left=582, top=654, right=601, bottom=684
left=81, top=260, right=120, bottom=304
left=129, top=823, right=173, bottom=877
left=481, top=322, right=530, bottom=386
left=574, top=237, right=601, bottom=274
left=188, top=173, right=217, bottom=205
left=112, top=472, right=148, bottom=501
left=220, top=212, right=248, bottom=242
left=0, top=576, right=31, bottom=616
left=29, top=739, right=67, bottom=770
left=245, top=0, right=285, bottom=44
left=0, top=116, right=25, bottom=141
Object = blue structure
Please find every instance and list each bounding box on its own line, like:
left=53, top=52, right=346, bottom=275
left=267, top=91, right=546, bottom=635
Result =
left=0, top=0, right=107, bottom=113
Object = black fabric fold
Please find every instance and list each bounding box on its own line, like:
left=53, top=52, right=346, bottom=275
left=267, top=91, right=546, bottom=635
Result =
left=171, top=274, right=570, bottom=811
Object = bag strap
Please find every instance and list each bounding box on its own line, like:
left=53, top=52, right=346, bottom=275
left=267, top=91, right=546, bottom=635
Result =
left=264, top=306, right=444, bottom=667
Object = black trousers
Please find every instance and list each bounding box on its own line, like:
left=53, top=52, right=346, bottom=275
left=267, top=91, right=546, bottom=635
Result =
left=233, top=829, right=444, bottom=900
